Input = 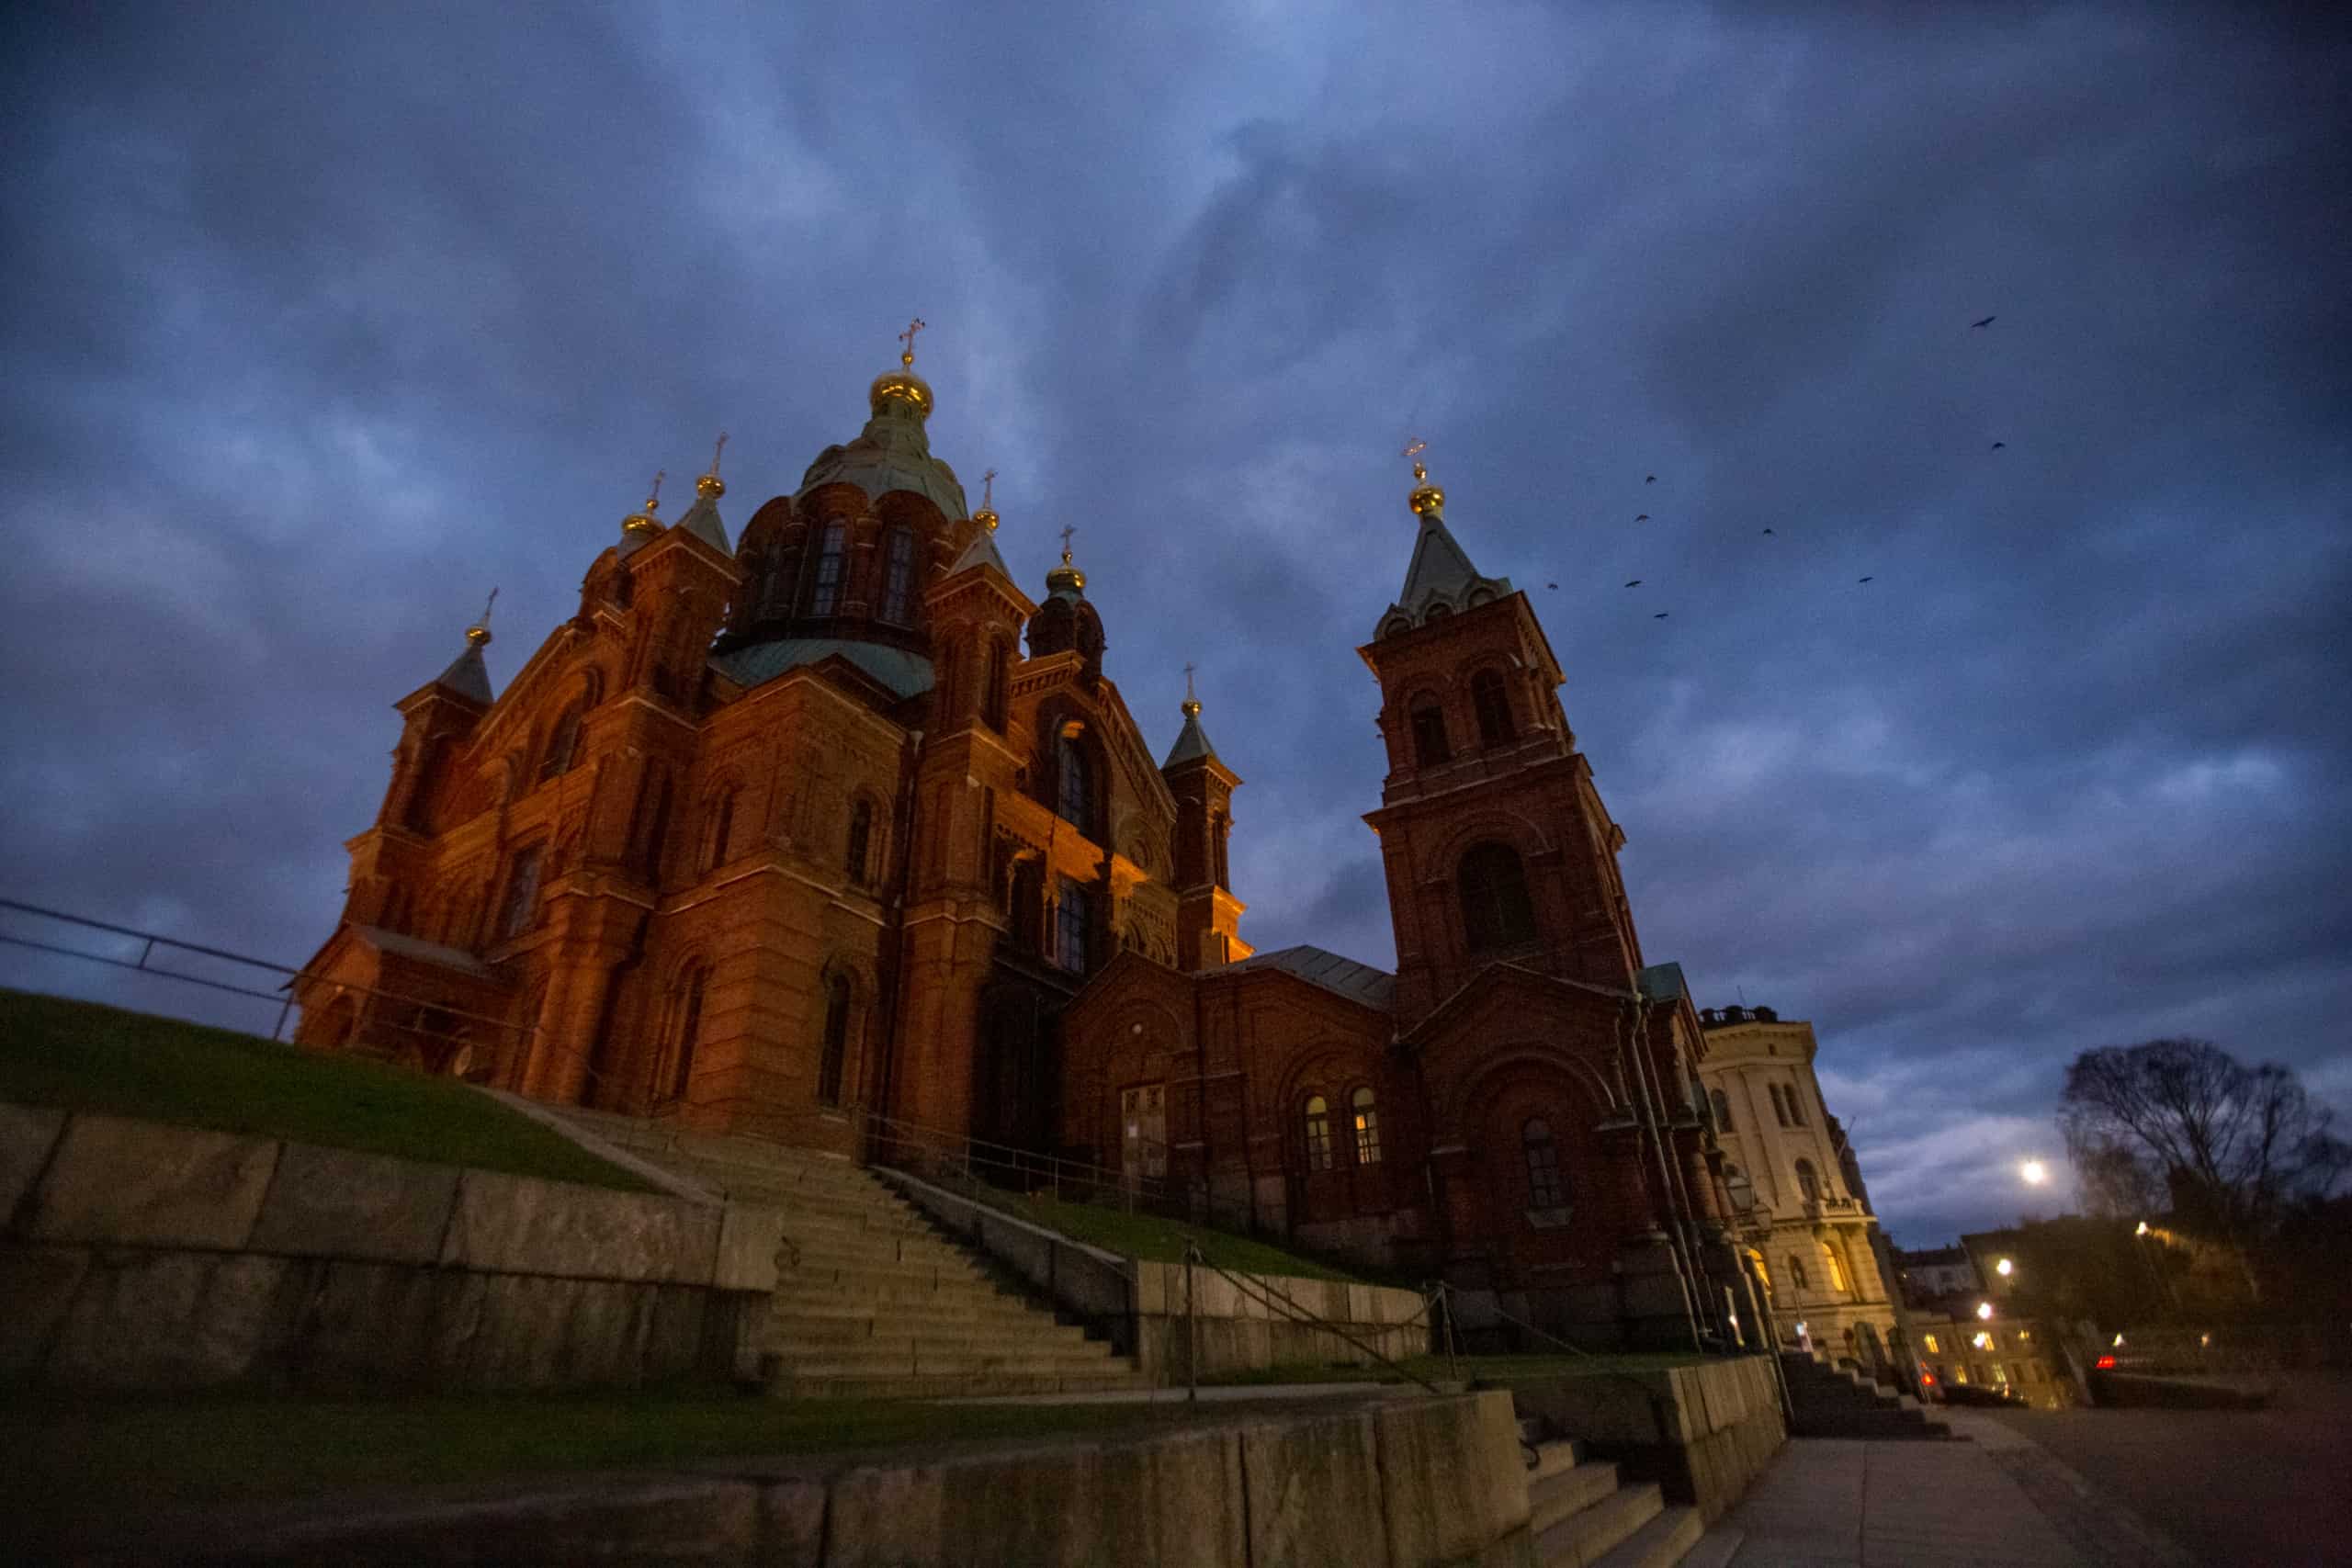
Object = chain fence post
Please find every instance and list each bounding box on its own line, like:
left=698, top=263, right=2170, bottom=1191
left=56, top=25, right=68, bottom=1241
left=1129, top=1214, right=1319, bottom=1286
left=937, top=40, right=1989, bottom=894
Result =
left=1186, top=1242, right=1200, bottom=1404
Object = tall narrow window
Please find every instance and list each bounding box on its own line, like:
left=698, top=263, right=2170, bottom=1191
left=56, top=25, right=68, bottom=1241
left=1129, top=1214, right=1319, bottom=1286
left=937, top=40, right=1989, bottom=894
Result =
left=1057, top=735, right=1093, bottom=837
left=404, top=739, right=448, bottom=833
left=1825, top=1242, right=1850, bottom=1294
left=1211, top=811, right=1230, bottom=888
left=632, top=773, right=673, bottom=881
left=667, top=967, right=706, bottom=1101
left=1711, top=1088, right=1735, bottom=1133
left=1458, top=841, right=1538, bottom=952
left=1786, top=1084, right=1808, bottom=1126
left=808, top=521, right=847, bottom=615
left=1795, top=1158, right=1822, bottom=1203
left=817, top=973, right=851, bottom=1106
left=846, top=799, right=874, bottom=886
left=1304, top=1096, right=1333, bottom=1172
left=539, top=702, right=583, bottom=782
left=498, top=844, right=544, bottom=939
left=1523, top=1118, right=1566, bottom=1208
left=1770, top=1085, right=1792, bottom=1128
left=983, top=639, right=1009, bottom=730
left=1351, top=1087, right=1383, bottom=1165
left=1409, top=696, right=1451, bottom=768
left=699, top=789, right=735, bottom=874
left=1056, top=877, right=1091, bottom=974
left=1470, top=669, right=1515, bottom=748
left=878, top=526, right=916, bottom=624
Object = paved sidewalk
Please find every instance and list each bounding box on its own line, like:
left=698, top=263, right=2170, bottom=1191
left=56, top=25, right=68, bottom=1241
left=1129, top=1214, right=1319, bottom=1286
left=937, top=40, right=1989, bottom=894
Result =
left=1700, top=1411, right=2191, bottom=1567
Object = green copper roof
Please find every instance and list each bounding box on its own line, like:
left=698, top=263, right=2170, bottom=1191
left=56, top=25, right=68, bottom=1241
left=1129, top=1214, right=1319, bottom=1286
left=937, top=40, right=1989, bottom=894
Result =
left=1374, top=515, right=1513, bottom=637
left=673, top=491, right=729, bottom=554
left=1161, top=709, right=1220, bottom=768
left=710, top=637, right=934, bottom=700
left=1636, top=961, right=1689, bottom=1003
left=797, top=397, right=969, bottom=521
left=1204, top=945, right=1396, bottom=1011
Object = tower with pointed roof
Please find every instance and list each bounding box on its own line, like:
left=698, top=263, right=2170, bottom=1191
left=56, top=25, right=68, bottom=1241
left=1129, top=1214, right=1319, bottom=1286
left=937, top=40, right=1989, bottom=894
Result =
left=1159, top=675, right=1244, bottom=970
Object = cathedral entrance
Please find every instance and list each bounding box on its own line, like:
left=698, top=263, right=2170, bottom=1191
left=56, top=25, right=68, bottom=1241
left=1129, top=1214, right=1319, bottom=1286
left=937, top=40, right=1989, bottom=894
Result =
left=972, top=985, right=1060, bottom=1174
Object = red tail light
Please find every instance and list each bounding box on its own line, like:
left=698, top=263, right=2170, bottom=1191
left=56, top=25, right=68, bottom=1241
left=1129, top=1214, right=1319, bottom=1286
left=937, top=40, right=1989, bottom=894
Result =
left=2095, top=1355, right=2116, bottom=1370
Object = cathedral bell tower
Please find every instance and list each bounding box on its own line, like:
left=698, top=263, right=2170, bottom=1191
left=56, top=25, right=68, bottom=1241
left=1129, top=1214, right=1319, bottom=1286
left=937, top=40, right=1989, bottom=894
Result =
left=1159, top=671, right=1245, bottom=970
left=1358, top=448, right=1645, bottom=1028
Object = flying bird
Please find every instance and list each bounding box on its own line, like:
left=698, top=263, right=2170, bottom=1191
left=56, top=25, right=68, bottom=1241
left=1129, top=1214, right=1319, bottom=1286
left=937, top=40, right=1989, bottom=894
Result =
left=1645, top=475, right=1657, bottom=484
left=1971, top=315, right=1996, bottom=329
left=1546, top=582, right=1559, bottom=590
left=1761, top=528, right=1775, bottom=536
left=1624, top=580, right=1642, bottom=588
left=1989, top=441, right=2006, bottom=452
left=1634, top=513, right=1649, bottom=522
left=1653, top=612, right=1669, bottom=619
left=1859, top=576, right=1874, bottom=583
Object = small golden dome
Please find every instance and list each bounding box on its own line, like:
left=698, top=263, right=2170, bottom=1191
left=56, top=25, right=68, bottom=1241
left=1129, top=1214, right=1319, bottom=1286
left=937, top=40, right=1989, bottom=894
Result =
left=1408, top=456, right=1444, bottom=519
left=622, top=471, right=664, bottom=537
left=696, top=471, right=725, bottom=500
left=1046, top=554, right=1086, bottom=593
left=1181, top=695, right=1202, bottom=717
left=465, top=624, right=492, bottom=648
left=975, top=503, right=999, bottom=533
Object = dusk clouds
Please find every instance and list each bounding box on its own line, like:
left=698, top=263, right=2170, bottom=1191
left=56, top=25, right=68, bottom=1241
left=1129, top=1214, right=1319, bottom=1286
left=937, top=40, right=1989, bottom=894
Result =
left=3, top=1, right=2346, bottom=1242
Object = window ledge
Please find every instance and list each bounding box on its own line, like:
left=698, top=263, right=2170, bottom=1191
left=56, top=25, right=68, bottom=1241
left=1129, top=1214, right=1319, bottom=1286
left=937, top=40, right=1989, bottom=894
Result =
left=1524, top=1206, right=1575, bottom=1230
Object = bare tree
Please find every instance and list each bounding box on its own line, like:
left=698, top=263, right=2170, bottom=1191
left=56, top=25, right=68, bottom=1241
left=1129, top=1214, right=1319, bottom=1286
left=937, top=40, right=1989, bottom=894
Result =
left=2059, top=1039, right=2350, bottom=1249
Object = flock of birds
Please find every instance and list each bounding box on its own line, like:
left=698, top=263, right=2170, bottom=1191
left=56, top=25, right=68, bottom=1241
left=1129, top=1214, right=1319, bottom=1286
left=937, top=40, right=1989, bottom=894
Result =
left=1541, top=313, right=2002, bottom=620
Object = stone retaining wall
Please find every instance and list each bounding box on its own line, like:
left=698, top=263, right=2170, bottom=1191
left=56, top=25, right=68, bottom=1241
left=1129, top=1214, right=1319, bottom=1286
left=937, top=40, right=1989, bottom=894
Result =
left=878, top=1168, right=1430, bottom=1380
left=1507, top=1356, right=1786, bottom=1524
left=0, top=1105, right=785, bottom=1392
left=120, top=1391, right=1535, bottom=1567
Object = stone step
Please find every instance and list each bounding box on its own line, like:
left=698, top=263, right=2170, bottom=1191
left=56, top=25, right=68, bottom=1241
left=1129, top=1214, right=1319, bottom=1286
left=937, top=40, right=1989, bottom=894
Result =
left=769, top=1292, right=1046, bottom=1325
left=782, top=1277, right=1034, bottom=1313
left=1589, top=1504, right=1703, bottom=1568
left=1531, top=1461, right=1622, bottom=1537
left=1537, top=1482, right=1663, bottom=1568
left=785, top=1255, right=994, bottom=1289
left=775, top=1225, right=978, bottom=1266
left=768, top=1347, right=1127, bottom=1380
left=770, top=1370, right=1145, bottom=1401
left=1528, top=1438, right=1587, bottom=1483
left=768, top=1315, right=1096, bottom=1352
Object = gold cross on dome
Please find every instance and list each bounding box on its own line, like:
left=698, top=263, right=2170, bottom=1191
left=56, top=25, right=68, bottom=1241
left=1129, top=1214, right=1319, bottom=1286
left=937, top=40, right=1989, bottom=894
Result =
left=1183, top=661, right=1197, bottom=700
left=1402, top=438, right=1429, bottom=482
left=708, top=431, right=729, bottom=479
left=646, top=468, right=666, bottom=510
left=982, top=468, right=997, bottom=510
left=478, top=586, right=499, bottom=629
left=1058, top=524, right=1076, bottom=561
left=899, top=317, right=927, bottom=365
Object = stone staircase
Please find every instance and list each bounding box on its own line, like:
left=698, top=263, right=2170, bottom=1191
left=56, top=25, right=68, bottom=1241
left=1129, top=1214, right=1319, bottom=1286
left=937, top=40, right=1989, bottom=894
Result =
left=1521, top=1416, right=1704, bottom=1567
left=1777, top=1350, right=1951, bottom=1439
left=539, top=1107, right=1149, bottom=1399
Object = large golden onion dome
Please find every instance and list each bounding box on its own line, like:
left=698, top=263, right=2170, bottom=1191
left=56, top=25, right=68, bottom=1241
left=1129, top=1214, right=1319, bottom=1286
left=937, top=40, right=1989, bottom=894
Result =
left=1046, top=543, right=1086, bottom=596
left=1408, top=457, right=1444, bottom=520
left=868, top=351, right=934, bottom=420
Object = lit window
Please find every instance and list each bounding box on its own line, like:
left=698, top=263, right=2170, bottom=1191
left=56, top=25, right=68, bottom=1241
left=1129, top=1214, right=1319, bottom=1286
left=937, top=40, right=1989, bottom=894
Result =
left=1973, top=1331, right=1994, bottom=1350
left=1923, top=1334, right=1941, bottom=1354
left=1523, top=1118, right=1566, bottom=1208
left=879, top=526, right=916, bottom=624
left=808, top=522, right=846, bottom=615
left=1825, top=1243, right=1849, bottom=1294
left=1351, top=1087, right=1383, bottom=1165
left=1304, top=1096, right=1333, bottom=1172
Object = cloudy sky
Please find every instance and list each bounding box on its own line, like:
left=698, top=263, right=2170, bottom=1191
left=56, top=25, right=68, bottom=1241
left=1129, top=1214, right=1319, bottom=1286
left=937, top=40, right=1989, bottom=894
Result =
left=4, top=2, right=2346, bottom=1243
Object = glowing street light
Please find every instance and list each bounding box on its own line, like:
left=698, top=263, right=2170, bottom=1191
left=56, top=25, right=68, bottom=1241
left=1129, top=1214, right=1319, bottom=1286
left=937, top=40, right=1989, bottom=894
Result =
left=2135, top=1221, right=2150, bottom=1236
left=1976, top=1301, right=1996, bottom=1321
left=2019, top=1159, right=2049, bottom=1185
left=1996, top=1258, right=2015, bottom=1278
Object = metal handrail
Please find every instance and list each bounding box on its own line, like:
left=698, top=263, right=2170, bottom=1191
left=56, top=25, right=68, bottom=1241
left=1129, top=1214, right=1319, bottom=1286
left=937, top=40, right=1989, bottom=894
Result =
left=1181, top=1239, right=1449, bottom=1396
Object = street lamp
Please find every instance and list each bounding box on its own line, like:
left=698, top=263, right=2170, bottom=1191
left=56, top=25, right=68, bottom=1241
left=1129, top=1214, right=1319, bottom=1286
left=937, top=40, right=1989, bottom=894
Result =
left=2020, top=1159, right=2049, bottom=1185
left=1976, top=1301, right=1995, bottom=1321
left=1996, top=1258, right=2015, bottom=1278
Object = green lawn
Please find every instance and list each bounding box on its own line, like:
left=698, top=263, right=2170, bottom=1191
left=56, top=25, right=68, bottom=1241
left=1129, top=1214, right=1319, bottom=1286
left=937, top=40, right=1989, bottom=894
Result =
left=1, top=1389, right=1193, bottom=1549
left=0, top=989, right=651, bottom=1192
left=922, top=1173, right=1369, bottom=1282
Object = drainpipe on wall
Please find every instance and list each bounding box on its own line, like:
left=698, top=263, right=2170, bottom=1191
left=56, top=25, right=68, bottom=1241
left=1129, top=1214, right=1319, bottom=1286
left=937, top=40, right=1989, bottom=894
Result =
left=1620, top=997, right=1704, bottom=1351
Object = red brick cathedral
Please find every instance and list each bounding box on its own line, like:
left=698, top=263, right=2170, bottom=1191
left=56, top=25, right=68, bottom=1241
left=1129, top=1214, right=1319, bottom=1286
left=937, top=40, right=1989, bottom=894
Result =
left=297, top=335, right=1742, bottom=1344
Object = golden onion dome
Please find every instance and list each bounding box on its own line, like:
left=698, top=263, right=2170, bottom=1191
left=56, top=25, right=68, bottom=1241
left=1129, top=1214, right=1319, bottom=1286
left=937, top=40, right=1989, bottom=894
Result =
left=869, top=349, right=934, bottom=420
left=622, top=470, right=665, bottom=539
left=1408, top=457, right=1444, bottom=519
left=1181, top=694, right=1202, bottom=718
left=1046, top=544, right=1086, bottom=595
left=465, top=622, right=492, bottom=648
left=696, top=471, right=724, bottom=500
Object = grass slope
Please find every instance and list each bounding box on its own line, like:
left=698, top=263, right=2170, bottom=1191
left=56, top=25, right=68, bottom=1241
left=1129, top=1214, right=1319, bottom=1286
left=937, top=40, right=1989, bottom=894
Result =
left=0, top=989, right=650, bottom=1192
left=919, top=1172, right=1370, bottom=1283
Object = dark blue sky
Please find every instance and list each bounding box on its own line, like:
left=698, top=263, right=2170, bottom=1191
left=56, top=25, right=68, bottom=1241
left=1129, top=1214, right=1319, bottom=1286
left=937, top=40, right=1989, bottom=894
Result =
left=3, top=2, right=2346, bottom=1244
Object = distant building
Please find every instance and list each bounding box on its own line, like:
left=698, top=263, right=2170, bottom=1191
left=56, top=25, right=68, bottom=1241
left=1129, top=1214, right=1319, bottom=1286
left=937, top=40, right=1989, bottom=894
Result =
left=1907, top=1307, right=2077, bottom=1409
left=1698, top=1006, right=1901, bottom=1365
left=1893, top=1244, right=1984, bottom=1305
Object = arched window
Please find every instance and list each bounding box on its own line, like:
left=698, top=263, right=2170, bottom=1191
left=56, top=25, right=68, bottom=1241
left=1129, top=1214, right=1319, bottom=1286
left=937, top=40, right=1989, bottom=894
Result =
left=1789, top=1253, right=1810, bottom=1293
left=1724, top=1162, right=1756, bottom=1213
left=498, top=843, right=544, bottom=940
left=1211, top=811, right=1230, bottom=889
left=404, top=739, right=449, bottom=833
left=1351, top=1087, right=1383, bottom=1165
left=1523, top=1117, right=1566, bottom=1208
left=1711, top=1088, right=1735, bottom=1133
left=1458, top=841, right=1538, bottom=952
left=817, top=973, right=852, bottom=1107
left=699, top=789, right=735, bottom=874
left=666, top=966, right=707, bottom=1102
left=983, top=638, right=1010, bottom=730
left=630, top=772, right=673, bottom=881
left=1409, top=694, right=1451, bottom=768
left=1057, top=733, right=1093, bottom=838
left=1470, top=669, right=1515, bottom=748
left=1795, top=1158, right=1822, bottom=1204
left=807, top=520, right=847, bottom=615
left=1303, top=1095, right=1334, bottom=1172
left=879, top=526, right=916, bottom=625
left=539, top=702, right=583, bottom=783
left=1825, top=1242, right=1850, bottom=1294
left=845, top=798, right=874, bottom=886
